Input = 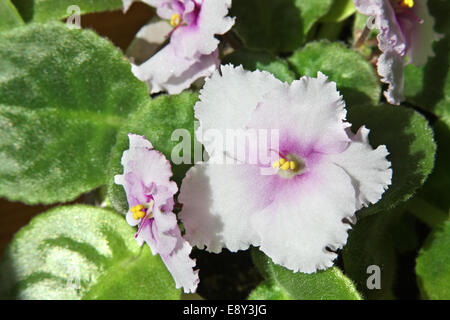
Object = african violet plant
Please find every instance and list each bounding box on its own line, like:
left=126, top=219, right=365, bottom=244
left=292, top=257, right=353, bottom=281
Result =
left=0, top=0, right=448, bottom=300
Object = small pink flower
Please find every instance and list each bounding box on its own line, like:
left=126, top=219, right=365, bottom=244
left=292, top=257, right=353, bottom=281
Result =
left=123, top=0, right=235, bottom=94
left=114, top=134, right=199, bottom=293
left=354, top=0, right=441, bottom=104
left=178, top=65, right=392, bottom=273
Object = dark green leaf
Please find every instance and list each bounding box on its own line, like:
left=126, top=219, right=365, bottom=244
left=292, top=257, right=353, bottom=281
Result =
left=107, top=91, right=198, bottom=214
left=223, top=49, right=296, bottom=83
left=12, top=0, right=122, bottom=23
left=416, top=220, right=450, bottom=299
left=230, top=0, right=333, bottom=53
left=320, top=0, right=355, bottom=23
left=404, top=0, right=449, bottom=128
left=404, top=37, right=450, bottom=128
left=288, top=40, right=381, bottom=107
left=347, top=104, right=436, bottom=216
left=415, top=121, right=450, bottom=214
left=0, top=205, right=180, bottom=299
left=0, top=22, right=149, bottom=204
left=250, top=249, right=362, bottom=300
left=343, top=208, right=406, bottom=299
left=0, top=0, right=24, bottom=31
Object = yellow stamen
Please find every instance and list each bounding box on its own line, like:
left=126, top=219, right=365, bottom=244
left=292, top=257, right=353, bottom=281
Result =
left=280, top=161, right=290, bottom=171
left=289, top=161, right=296, bottom=170
left=273, top=157, right=299, bottom=172
left=170, top=13, right=181, bottom=27
left=131, top=204, right=146, bottom=220
left=400, top=0, right=414, bottom=8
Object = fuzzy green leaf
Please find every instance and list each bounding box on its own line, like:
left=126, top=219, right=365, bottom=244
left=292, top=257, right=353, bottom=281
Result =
left=230, top=0, right=333, bottom=53
left=0, top=0, right=24, bottom=31
left=347, top=104, right=436, bottom=216
left=0, top=205, right=180, bottom=299
left=223, top=49, right=296, bottom=83
left=12, top=0, right=122, bottom=23
left=250, top=249, right=362, bottom=300
left=416, top=220, right=450, bottom=299
left=107, top=91, right=198, bottom=214
left=248, top=281, right=290, bottom=300
left=288, top=41, right=381, bottom=107
left=0, top=22, right=149, bottom=204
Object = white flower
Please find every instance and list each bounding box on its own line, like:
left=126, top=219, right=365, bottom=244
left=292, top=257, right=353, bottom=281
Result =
left=178, top=65, right=392, bottom=273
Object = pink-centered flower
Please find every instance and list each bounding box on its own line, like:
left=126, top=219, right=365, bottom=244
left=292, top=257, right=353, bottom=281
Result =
left=114, top=134, right=199, bottom=293
left=354, top=0, right=441, bottom=104
left=123, top=0, right=235, bottom=94
left=178, top=65, right=392, bottom=273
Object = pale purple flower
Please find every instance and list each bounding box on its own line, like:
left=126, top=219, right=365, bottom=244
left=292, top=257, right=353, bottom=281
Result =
left=114, top=134, right=199, bottom=293
left=178, top=65, right=392, bottom=273
left=123, top=0, right=235, bottom=94
left=354, top=0, right=441, bottom=104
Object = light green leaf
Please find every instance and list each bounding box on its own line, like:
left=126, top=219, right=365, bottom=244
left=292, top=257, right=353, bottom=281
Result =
left=347, top=104, right=436, bottom=216
left=0, top=0, right=24, bottom=31
left=0, top=22, right=149, bottom=204
left=107, top=91, right=198, bottom=214
left=416, top=220, right=450, bottom=299
left=320, top=0, right=356, bottom=23
left=248, top=281, right=290, bottom=300
left=12, top=0, right=122, bottom=23
left=223, top=49, right=296, bottom=83
left=230, top=0, right=333, bottom=53
left=250, top=249, right=362, bottom=300
left=0, top=205, right=180, bottom=299
left=287, top=41, right=381, bottom=107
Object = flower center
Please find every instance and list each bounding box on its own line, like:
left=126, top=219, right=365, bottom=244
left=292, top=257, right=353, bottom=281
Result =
left=131, top=204, right=147, bottom=220
left=272, top=154, right=306, bottom=179
left=170, top=13, right=182, bottom=27
left=132, top=200, right=155, bottom=239
left=400, top=0, right=414, bottom=8
left=392, top=0, right=423, bottom=23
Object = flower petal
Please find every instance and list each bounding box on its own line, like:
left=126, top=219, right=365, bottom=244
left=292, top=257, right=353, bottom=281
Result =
left=397, top=0, right=442, bottom=66
left=114, top=134, right=177, bottom=208
left=354, top=0, right=407, bottom=55
left=251, top=160, right=357, bottom=273
left=160, top=227, right=199, bottom=293
left=377, top=49, right=405, bottom=104
left=160, top=50, right=219, bottom=95
left=179, top=162, right=262, bottom=253
left=247, top=72, right=351, bottom=155
left=195, top=64, right=284, bottom=157
left=170, top=0, right=235, bottom=57
left=131, top=44, right=218, bottom=94
left=326, top=126, right=392, bottom=209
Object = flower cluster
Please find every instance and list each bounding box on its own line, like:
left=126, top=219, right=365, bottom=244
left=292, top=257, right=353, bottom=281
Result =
left=123, top=0, right=235, bottom=94
left=354, top=0, right=441, bottom=104
left=178, top=65, right=392, bottom=272
left=115, top=134, right=199, bottom=293
left=114, top=0, right=443, bottom=291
